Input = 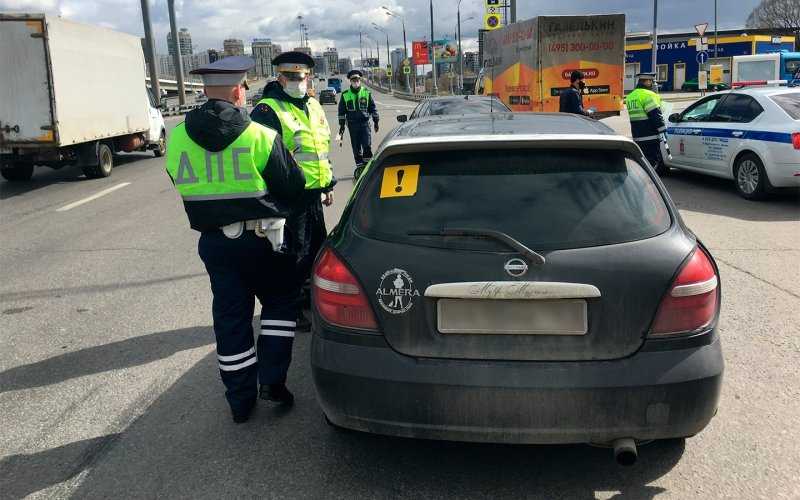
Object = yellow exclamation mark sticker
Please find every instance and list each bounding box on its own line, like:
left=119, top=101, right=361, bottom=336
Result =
left=379, top=165, right=420, bottom=199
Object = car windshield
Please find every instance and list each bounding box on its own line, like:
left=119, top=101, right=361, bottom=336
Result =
left=770, top=93, right=800, bottom=119
left=354, top=149, right=671, bottom=251
left=427, top=99, right=509, bottom=116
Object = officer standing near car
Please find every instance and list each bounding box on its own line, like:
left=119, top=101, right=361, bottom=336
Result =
left=559, top=70, right=591, bottom=116
left=250, top=52, right=335, bottom=330
left=337, top=70, right=379, bottom=171
left=625, top=72, right=669, bottom=175
left=165, top=57, right=306, bottom=423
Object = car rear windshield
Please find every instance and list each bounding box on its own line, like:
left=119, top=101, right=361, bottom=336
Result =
left=354, top=149, right=671, bottom=251
left=770, top=93, right=800, bottom=120
left=428, top=99, right=509, bottom=115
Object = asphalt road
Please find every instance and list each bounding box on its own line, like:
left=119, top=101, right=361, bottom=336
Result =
left=1, top=88, right=798, bottom=499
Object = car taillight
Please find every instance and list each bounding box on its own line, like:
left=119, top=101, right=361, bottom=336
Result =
left=313, top=248, right=378, bottom=331
left=649, top=247, right=719, bottom=336
left=792, top=132, right=800, bottom=150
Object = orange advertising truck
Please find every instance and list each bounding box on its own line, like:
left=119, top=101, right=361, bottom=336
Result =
left=477, top=14, right=625, bottom=116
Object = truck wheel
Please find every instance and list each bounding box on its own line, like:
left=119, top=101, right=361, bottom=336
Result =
left=0, top=164, right=34, bottom=182
left=734, top=153, right=768, bottom=200
left=153, top=131, right=166, bottom=157
left=82, top=143, right=114, bottom=178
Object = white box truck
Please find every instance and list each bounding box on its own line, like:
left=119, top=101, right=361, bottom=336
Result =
left=0, top=13, right=166, bottom=181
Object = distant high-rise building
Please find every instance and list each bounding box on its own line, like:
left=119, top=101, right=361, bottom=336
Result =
left=312, top=54, right=328, bottom=75
left=323, top=48, right=338, bottom=76
left=478, top=29, right=488, bottom=70
left=156, top=52, right=210, bottom=79
left=223, top=38, right=245, bottom=57
left=294, top=46, right=312, bottom=56
left=463, top=51, right=480, bottom=74
left=207, top=49, right=220, bottom=63
left=167, top=28, right=193, bottom=56
left=338, top=58, right=352, bottom=75
left=252, top=39, right=282, bottom=78
left=390, top=48, right=404, bottom=72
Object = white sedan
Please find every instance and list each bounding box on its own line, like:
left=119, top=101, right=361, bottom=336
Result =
left=664, top=86, right=800, bottom=199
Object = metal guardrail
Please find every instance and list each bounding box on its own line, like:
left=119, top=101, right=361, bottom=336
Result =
left=160, top=103, right=201, bottom=117
left=365, top=80, right=435, bottom=102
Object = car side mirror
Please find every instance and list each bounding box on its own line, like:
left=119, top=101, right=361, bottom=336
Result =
left=668, top=113, right=681, bottom=123
left=397, top=115, right=408, bottom=123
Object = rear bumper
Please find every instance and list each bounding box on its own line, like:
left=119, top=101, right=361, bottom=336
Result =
left=766, top=162, right=800, bottom=188
left=311, top=331, right=723, bottom=445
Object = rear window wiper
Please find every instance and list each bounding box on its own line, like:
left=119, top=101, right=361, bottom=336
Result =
left=407, top=227, right=546, bottom=265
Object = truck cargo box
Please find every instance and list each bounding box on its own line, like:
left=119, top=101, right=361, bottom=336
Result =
left=0, top=13, right=151, bottom=147
left=481, top=14, right=625, bottom=115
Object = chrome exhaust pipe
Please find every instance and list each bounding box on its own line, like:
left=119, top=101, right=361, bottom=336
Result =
left=612, top=438, right=638, bottom=466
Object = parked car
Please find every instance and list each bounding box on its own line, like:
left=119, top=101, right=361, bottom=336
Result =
left=681, top=78, right=730, bottom=92
left=311, top=112, right=723, bottom=464
left=397, top=95, right=511, bottom=122
left=319, top=87, right=337, bottom=105
left=665, top=85, right=800, bottom=199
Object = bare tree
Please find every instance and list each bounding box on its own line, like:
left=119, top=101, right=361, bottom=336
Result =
left=746, top=0, right=800, bottom=31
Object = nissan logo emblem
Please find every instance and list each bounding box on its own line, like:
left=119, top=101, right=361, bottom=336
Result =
left=504, top=258, right=528, bottom=277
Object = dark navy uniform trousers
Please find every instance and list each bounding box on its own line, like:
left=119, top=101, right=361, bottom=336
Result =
left=347, top=122, right=373, bottom=166
left=637, top=139, right=664, bottom=171
left=198, top=230, right=298, bottom=413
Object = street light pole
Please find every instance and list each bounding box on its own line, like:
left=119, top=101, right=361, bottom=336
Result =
left=457, top=0, right=462, bottom=95
left=167, top=0, right=186, bottom=105
left=373, top=24, right=393, bottom=91
left=651, top=0, right=658, bottom=76
left=359, top=30, right=364, bottom=69
left=382, top=7, right=410, bottom=91
left=714, top=0, right=718, bottom=59
left=430, top=0, right=438, bottom=95
left=140, top=0, right=160, bottom=101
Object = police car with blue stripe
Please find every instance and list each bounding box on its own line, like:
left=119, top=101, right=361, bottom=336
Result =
left=664, top=84, right=800, bottom=199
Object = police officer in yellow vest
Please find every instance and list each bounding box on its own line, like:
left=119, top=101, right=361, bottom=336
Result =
left=165, top=56, right=306, bottom=423
left=251, top=52, right=335, bottom=331
left=625, top=72, right=669, bottom=175
left=337, top=70, right=379, bottom=170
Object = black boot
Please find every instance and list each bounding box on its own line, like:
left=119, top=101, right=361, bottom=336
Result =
left=296, top=312, right=311, bottom=332
left=260, top=384, right=295, bottom=406
left=231, top=398, right=256, bottom=424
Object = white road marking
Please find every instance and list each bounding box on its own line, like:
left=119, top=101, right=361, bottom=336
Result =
left=56, top=182, right=131, bottom=212
left=373, top=99, right=416, bottom=108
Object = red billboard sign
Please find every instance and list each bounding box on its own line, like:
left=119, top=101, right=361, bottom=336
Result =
left=412, top=41, right=430, bottom=65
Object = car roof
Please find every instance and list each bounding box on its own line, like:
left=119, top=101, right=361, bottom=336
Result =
left=423, top=95, right=502, bottom=102
left=722, top=86, right=800, bottom=97
left=380, top=113, right=637, bottom=158
left=393, top=112, right=617, bottom=138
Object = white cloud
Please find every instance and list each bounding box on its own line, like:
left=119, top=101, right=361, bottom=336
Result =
left=0, top=0, right=763, bottom=62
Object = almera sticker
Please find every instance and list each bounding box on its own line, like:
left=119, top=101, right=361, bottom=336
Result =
left=376, top=268, right=420, bottom=314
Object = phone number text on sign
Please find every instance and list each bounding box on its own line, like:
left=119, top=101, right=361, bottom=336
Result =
left=547, top=41, right=616, bottom=53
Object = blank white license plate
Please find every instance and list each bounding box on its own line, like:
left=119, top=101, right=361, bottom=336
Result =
left=437, top=298, right=588, bottom=335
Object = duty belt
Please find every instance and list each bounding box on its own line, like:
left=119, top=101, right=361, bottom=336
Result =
left=221, top=218, right=286, bottom=251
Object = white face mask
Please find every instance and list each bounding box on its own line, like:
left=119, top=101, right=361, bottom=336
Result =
left=284, top=80, right=307, bottom=98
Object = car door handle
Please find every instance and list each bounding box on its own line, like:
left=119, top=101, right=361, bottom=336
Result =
left=732, top=131, right=744, bottom=137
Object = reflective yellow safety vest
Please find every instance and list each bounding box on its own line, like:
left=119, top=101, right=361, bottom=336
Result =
left=165, top=121, right=278, bottom=230
left=342, top=87, right=371, bottom=111
left=625, top=88, right=662, bottom=122
left=625, top=87, right=666, bottom=141
left=258, top=97, right=332, bottom=190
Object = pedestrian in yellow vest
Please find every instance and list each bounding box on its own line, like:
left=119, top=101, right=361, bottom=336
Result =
left=165, top=56, right=306, bottom=423
left=250, top=52, right=336, bottom=331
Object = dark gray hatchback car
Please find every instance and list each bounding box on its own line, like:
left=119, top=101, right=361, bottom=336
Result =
left=311, top=113, right=723, bottom=464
